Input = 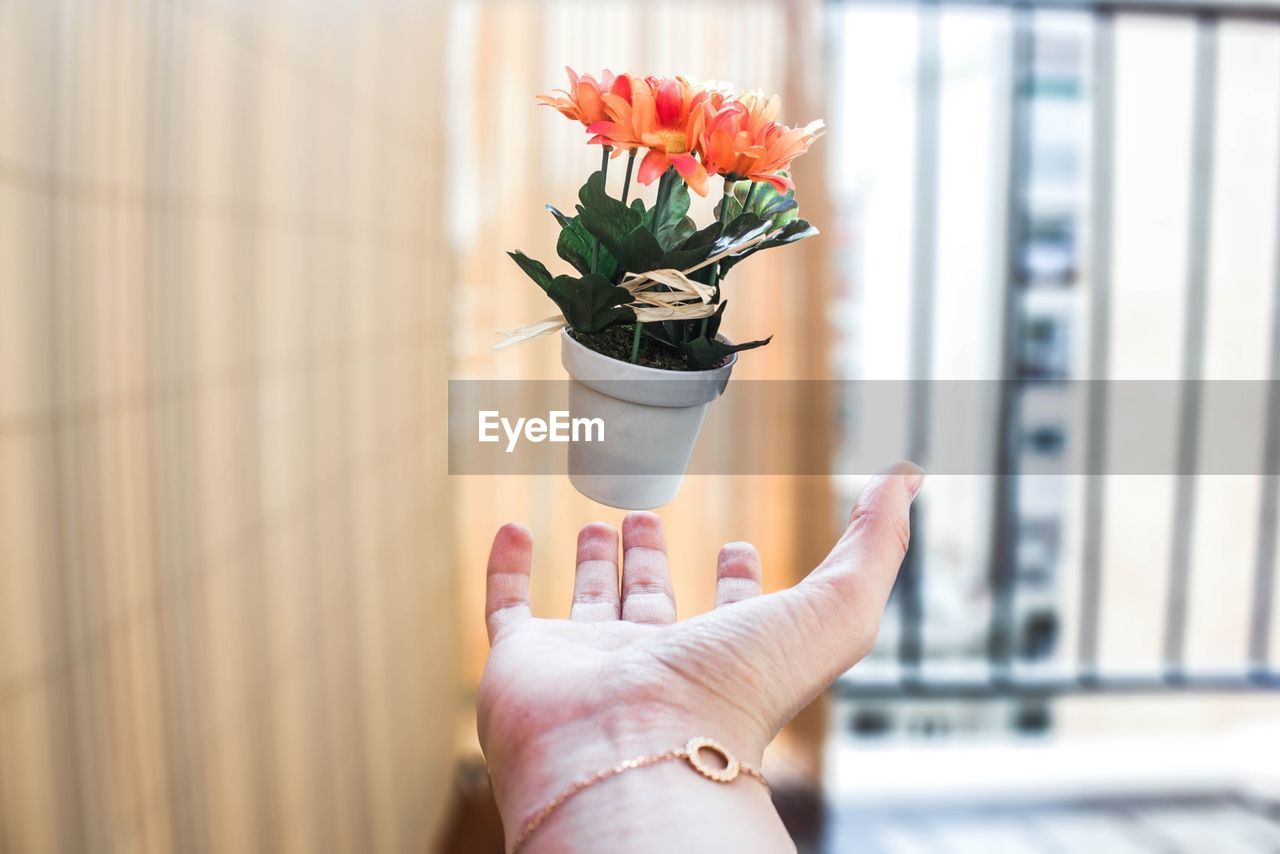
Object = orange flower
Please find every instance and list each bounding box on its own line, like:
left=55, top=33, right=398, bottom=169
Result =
left=589, top=75, right=712, bottom=196
left=698, top=91, right=824, bottom=193
left=537, top=67, right=632, bottom=130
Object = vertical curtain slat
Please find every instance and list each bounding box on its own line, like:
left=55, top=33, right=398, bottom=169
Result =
left=0, top=1, right=457, bottom=851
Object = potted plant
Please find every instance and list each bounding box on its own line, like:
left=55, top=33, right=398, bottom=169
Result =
left=498, top=70, right=824, bottom=509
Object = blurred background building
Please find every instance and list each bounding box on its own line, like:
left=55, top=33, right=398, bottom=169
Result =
left=1, top=0, right=1279, bottom=852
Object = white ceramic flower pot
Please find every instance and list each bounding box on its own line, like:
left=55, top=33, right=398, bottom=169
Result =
left=561, top=329, right=736, bottom=510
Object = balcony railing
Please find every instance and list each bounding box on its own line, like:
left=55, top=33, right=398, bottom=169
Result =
left=830, top=0, right=1280, bottom=700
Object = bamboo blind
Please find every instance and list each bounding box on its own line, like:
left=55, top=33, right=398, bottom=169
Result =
left=0, top=1, right=455, bottom=852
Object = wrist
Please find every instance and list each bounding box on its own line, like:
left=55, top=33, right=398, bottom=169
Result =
left=486, top=705, right=731, bottom=831
left=519, top=749, right=787, bottom=854
left=484, top=706, right=783, bottom=853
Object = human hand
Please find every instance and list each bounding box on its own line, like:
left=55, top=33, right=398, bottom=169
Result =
left=478, top=463, right=924, bottom=853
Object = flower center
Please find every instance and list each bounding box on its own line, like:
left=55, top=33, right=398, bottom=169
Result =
left=654, top=128, right=687, bottom=153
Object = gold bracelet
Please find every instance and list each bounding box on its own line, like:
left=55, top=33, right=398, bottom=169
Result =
left=510, top=736, right=770, bottom=853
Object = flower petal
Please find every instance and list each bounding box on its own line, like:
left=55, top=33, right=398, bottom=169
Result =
left=610, top=73, right=632, bottom=103
left=655, top=77, right=682, bottom=127
left=670, top=154, right=709, bottom=196
left=760, top=93, right=781, bottom=124
left=759, top=172, right=793, bottom=194
left=631, top=81, right=656, bottom=136
left=637, top=149, right=668, bottom=185
left=575, top=82, right=605, bottom=125
left=601, top=93, right=633, bottom=124
left=708, top=128, right=735, bottom=168
left=587, top=120, right=624, bottom=139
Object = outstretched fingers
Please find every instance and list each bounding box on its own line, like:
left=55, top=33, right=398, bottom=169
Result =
left=572, top=522, right=621, bottom=621
left=715, top=542, right=763, bottom=607
left=621, top=512, right=677, bottom=624
left=485, top=522, right=534, bottom=644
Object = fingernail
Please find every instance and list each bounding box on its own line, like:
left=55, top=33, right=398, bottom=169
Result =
left=888, top=460, right=926, bottom=500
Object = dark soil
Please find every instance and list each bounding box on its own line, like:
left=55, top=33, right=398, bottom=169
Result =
left=571, top=325, right=724, bottom=372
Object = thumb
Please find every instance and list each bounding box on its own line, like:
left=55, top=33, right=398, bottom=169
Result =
left=661, top=462, right=923, bottom=740
left=794, top=461, right=924, bottom=675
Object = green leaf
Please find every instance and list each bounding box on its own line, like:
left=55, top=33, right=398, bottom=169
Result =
left=666, top=216, right=697, bottom=249
left=649, top=180, right=691, bottom=249
left=573, top=171, right=695, bottom=272
left=719, top=184, right=742, bottom=221
left=656, top=322, right=682, bottom=346
left=643, top=320, right=686, bottom=348
left=656, top=221, right=724, bottom=272
left=555, top=219, right=592, bottom=275
left=579, top=170, right=639, bottom=223
left=508, top=251, right=553, bottom=292
left=695, top=212, right=775, bottom=268
left=722, top=177, right=798, bottom=225
left=546, top=204, right=574, bottom=229
left=651, top=211, right=774, bottom=276
left=753, top=189, right=798, bottom=225
left=763, top=218, right=818, bottom=246
left=547, top=273, right=635, bottom=334
left=716, top=218, right=818, bottom=276
left=720, top=212, right=775, bottom=248
left=556, top=215, right=618, bottom=281
left=578, top=204, right=664, bottom=273
left=702, top=301, right=729, bottom=341
left=678, top=332, right=773, bottom=370
left=577, top=172, right=643, bottom=251
left=618, top=225, right=666, bottom=272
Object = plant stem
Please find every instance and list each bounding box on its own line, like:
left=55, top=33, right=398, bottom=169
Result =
left=701, top=178, right=738, bottom=338
left=652, top=167, right=674, bottom=229
left=743, top=180, right=761, bottom=213
left=632, top=167, right=676, bottom=363
left=620, top=149, right=637, bottom=205
left=591, top=146, right=611, bottom=274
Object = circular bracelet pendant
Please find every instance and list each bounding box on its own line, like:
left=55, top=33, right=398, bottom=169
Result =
left=684, top=737, right=740, bottom=783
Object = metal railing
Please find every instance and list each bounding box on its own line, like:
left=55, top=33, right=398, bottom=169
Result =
left=831, top=0, right=1280, bottom=700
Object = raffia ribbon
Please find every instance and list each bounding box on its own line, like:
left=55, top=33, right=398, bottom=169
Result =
left=492, top=229, right=777, bottom=350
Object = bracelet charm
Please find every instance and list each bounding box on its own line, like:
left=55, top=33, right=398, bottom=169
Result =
left=509, top=736, right=768, bottom=853
left=681, top=737, right=739, bottom=783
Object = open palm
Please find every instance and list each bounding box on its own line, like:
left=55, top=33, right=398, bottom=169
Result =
left=477, top=465, right=924, bottom=840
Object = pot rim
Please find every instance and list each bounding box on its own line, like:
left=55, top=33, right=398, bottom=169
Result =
left=559, top=328, right=738, bottom=379
left=560, top=328, right=736, bottom=408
